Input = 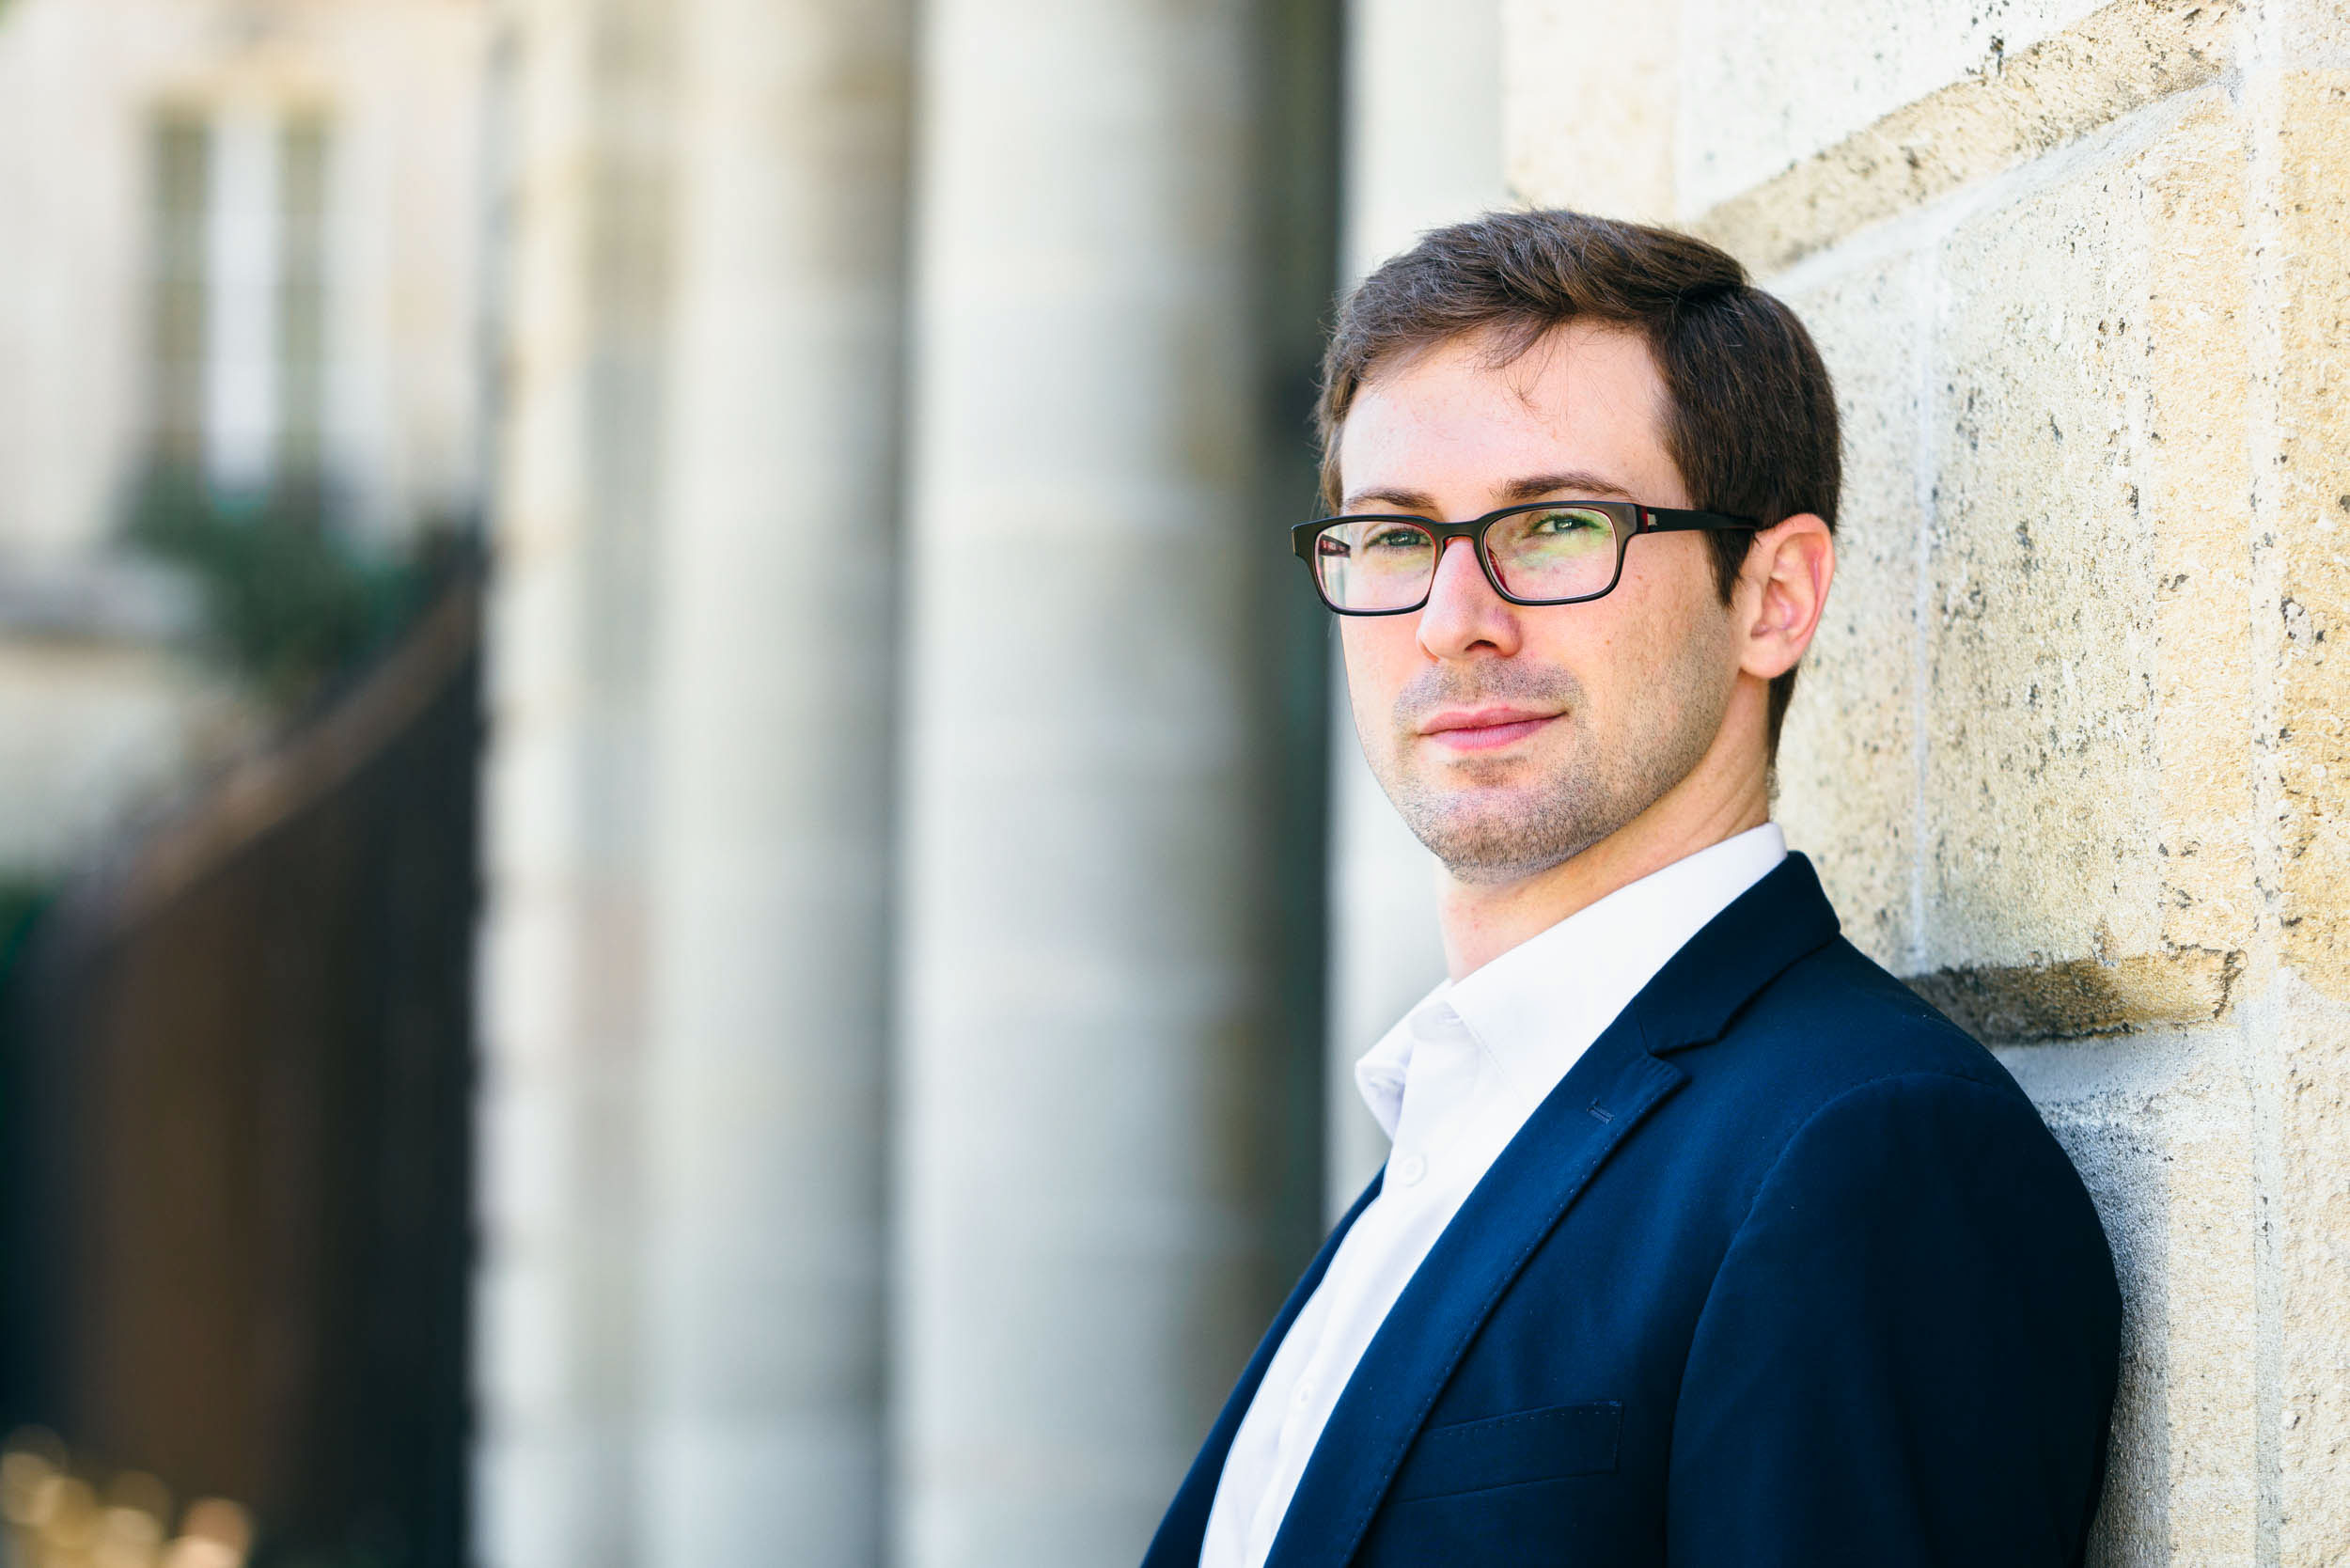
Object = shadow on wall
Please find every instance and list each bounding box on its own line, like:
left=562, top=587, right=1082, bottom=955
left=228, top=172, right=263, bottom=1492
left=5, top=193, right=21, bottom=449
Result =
left=1906, top=948, right=2244, bottom=1042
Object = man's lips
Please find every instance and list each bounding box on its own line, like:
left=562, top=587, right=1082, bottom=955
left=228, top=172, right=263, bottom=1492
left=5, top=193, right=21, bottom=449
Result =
left=1416, top=706, right=1559, bottom=752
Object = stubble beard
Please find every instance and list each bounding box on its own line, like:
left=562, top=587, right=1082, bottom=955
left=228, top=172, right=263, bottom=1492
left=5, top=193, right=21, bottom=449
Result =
left=1369, top=647, right=1731, bottom=886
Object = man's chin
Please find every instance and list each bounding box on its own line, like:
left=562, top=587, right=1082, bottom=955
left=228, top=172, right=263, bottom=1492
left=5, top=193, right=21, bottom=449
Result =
left=1400, top=792, right=1609, bottom=886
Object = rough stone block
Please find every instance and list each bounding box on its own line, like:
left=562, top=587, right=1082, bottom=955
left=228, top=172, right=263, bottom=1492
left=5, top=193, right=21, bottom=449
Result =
left=2265, top=977, right=2350, bottom=1562
left=2252, top=67, right=2350, bottom=1562
left=2259, top=72, right=2350, bottom=999
left=1773, top=249, right=1926, bottom=968
left=1921, top=92, right=2255, bottom=1018
left=2000, top=1031, right=2259, bottom=1562
left=1687, top=0, right=2240, bottom=274
left=1677, top=0, right=2109, bottom=212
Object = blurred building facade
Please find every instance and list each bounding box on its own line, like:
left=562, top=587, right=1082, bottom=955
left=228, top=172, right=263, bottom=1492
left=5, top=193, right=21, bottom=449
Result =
left=0, top=0, right=492, bottom=879
left=6, top=0, right=2350, bottom=1563
left=0, top=0, right=494, bottom=1560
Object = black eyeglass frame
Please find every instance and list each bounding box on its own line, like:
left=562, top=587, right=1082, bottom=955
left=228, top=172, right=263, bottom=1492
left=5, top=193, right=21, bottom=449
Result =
left=1291, top=500, right=1765, bottom=615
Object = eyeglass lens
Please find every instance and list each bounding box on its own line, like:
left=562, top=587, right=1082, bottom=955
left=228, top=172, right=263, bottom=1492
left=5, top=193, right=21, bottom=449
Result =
left=1311, top=506, right=1622, bottom=610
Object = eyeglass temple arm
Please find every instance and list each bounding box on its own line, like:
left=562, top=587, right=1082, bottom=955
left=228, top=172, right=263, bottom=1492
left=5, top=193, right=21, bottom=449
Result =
left=1641, top=507, right=1766, bottom=533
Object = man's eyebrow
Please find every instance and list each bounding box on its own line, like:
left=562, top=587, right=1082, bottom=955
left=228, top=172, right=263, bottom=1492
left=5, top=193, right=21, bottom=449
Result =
left=1339, top=485, right=1441, bottom=513
left=1494, top=470, right=1640, bottom=504
left=1339, top=471, right=1641, bottom=514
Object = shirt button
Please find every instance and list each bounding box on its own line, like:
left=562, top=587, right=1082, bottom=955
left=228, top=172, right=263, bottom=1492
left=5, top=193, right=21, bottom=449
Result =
left=1396, top=1153, right=1428, bottom=1187
left=1292, top=1378, right=1315, bottom=1407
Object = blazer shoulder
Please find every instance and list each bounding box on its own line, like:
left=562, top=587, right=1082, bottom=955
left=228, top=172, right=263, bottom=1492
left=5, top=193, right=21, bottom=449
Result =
left=1692, top=933, right=2036, bottom=1124
left=1650, top=936, right=2108, bottom=1292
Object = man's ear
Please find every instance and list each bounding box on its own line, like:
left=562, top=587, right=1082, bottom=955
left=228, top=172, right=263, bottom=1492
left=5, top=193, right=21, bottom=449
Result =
left=1737, top=513, right=1834, bottom=681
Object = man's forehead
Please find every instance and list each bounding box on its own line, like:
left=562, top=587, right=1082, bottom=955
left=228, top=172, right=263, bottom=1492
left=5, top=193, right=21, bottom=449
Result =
left=1335, top=321, right=1673, bottom=508
left=1367, top=319, right=1661, bottom=408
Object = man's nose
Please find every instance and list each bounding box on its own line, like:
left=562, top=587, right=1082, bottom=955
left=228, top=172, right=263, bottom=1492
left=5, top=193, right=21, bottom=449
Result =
left=1417, top=537, right=1523, bottom=660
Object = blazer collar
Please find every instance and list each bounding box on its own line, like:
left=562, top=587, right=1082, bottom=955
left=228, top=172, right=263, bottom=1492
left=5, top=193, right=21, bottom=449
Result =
left=1631, top=851, right=1842, bottom=1053
left=1263, top=853, right=1842, bottom=1568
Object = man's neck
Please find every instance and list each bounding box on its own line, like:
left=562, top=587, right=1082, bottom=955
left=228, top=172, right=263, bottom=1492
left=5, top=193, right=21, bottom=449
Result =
left=1434, top=745, right=1772, bottom=980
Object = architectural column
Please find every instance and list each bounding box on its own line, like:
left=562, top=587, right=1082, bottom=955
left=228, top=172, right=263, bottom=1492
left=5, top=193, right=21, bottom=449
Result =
left=474, top=0, right=674, bottom=1563
left=635, top=0, right=911, bottom=1563
left=896, top=1, right=1322, bottom=1561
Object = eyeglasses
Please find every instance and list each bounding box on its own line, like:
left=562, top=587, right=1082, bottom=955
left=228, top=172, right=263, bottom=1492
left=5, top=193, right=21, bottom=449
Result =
left=1291, top=500, right=1763, bottom=615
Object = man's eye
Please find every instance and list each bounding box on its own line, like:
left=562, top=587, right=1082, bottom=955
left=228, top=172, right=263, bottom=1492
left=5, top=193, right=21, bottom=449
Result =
left=1529, top=509, right=1606, bottom=535
left=1367, top=528, right=1428, bottom=550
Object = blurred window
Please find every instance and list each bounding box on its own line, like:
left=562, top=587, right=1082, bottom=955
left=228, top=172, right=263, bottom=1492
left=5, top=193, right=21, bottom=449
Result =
left=150, top=114, right=209, bottom=471
left=147, top=104, right=335, bottom=494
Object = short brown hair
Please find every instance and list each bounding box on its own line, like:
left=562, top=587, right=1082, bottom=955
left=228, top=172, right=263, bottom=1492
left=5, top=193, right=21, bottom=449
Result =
left=1315, top=209, right=1841, bottom=754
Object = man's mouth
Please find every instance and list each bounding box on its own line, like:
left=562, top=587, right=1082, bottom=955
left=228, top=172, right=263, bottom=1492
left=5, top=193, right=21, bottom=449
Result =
left=1416, top=706, right=1559, bottom=752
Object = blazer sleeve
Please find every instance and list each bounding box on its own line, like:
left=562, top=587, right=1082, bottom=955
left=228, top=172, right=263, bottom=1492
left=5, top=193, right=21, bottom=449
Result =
left=1665, top=1070, right=2122, bottom=1568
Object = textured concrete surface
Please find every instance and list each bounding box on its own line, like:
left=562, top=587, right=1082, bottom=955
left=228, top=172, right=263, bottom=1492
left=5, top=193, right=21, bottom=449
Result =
left=2249, top=70, right=2350, bottom=1564
left=1677, top=0, right=2110, bottom=212
left=1691, top=0, right=2237, bottom=273
left=2261, top=72, right=2350, bottom=998
left=1768, top=87, right=2264, bottom=1023
left=2004, top=1030, right=2262, bottom=1565
left=1773, top=250, right=1925, bottom=969
left=1924, top=102, right=2193, bottom=978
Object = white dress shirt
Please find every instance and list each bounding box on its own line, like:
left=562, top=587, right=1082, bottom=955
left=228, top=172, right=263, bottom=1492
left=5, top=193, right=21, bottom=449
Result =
left=1197, top=824, right=1789, bottom=1568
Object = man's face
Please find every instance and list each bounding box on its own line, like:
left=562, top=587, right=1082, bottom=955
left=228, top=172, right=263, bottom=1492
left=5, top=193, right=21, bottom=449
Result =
left=1334, top=321, right=1744, bottom=885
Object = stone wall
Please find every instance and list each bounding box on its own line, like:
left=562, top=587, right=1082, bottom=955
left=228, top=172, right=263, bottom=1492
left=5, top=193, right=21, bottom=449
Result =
left=1504, top=0, right=2350, bottom=1556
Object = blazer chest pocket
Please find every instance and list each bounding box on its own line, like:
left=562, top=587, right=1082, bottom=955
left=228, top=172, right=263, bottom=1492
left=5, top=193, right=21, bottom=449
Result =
left=1390, top=1401, right=1622, bottom=1501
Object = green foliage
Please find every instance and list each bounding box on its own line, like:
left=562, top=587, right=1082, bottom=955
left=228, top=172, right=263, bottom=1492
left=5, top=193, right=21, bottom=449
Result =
left=0, top=879, right=51, bottom=980
left=126, top=464, right=459, bottom=706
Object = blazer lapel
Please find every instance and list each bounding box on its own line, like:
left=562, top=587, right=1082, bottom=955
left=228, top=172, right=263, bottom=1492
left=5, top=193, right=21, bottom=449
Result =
left=1262, top=854, right=1844, bottom=1568
left=1141, top=1171, right=1386, bottom=1568
left=1261, top=1019, right=1684, bottom=1568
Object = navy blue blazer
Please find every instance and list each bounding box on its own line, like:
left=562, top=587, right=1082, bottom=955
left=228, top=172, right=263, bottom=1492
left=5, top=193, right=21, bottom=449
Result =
left=1145, top=855, right=2121, bottom=1567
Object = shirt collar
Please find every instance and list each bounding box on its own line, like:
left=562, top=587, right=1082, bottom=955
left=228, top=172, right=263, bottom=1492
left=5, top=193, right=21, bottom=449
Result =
left=1354, top=823, right=1787, bottom=1136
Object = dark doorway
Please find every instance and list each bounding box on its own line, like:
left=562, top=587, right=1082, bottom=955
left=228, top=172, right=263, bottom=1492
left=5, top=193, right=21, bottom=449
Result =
left=1, top=580, right=481, bottom=1568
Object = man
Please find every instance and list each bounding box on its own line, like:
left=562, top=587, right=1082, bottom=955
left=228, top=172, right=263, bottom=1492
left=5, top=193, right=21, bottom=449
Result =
left=1143, top=212, right=2121, bottom=1567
